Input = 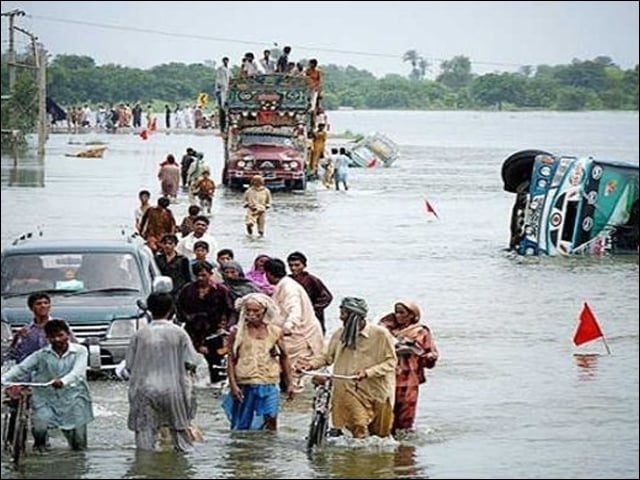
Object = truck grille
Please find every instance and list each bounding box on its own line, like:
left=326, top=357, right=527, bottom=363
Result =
left=12, top=323, right=110, bottom=340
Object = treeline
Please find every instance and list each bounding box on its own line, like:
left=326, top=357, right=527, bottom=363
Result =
left=1, top=53, right=638, bottom=112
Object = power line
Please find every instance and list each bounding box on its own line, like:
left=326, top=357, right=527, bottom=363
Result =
left=27, top=13, right=527, bottom=69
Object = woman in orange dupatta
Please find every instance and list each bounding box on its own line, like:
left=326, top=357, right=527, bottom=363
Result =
left=379, top=300, right=438, bottom=434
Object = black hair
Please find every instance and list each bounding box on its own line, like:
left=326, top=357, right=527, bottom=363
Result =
left=217, top=248, right=234, bottom=259
left=263, top=258, right=287, bottom=278
left=161, top=233, right=179, bottom=244
left=192, top=261, right=214, bottom=276
left=287, top=251, right=307, bottom=266
left=28, top=292, right=50, bottom=309
left=146, top=292, right=175, bottom=319
left=193, top=240, right=210, bottom=251
left=45, top=319, right=70, bottom=336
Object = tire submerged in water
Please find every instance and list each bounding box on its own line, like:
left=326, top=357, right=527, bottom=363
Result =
left=501, top=149, right=553, bottom=194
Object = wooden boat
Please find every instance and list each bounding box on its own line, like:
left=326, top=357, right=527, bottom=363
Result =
left=65, top=145, right=108, bottom=158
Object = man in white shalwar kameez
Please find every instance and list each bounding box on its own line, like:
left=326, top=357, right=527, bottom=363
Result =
left=125, top=292, right=200, bottom=452
left=263, top=258, right=324, bottom=380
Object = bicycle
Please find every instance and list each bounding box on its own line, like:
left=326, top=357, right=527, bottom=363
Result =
left=301, top=371, right=357, bottom=451
left=1, top=381, right=52, bottom=464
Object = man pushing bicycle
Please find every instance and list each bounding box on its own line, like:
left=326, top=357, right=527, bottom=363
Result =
left=2, top=319, right=94, bottom=451
left=297, top=297, right=397, bottom=439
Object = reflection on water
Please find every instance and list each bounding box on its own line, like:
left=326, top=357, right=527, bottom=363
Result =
left=123, top=450, right=196, bottom=480
left=1, top=152, right=45, bottom=187
left=306, top=440, right=421, bottom=479
left=1, top=451, right=89, bottom=479
left=574, top=353, right=600, bottom=380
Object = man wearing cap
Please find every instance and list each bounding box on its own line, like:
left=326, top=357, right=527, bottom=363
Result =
left=300, top=297, right=397, bottom=439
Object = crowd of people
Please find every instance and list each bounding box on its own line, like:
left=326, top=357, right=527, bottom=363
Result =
left=2, top=49, right=438, bottom=453
left=2, top=273, right=438, bottom=453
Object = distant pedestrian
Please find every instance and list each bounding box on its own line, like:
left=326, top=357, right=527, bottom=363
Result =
left=180, top=204, right=202, bottom=237
left=335, top=147, right=350, bottom=191
left=243, top=175, right=272, bottom=237
left=158, top=154, right=181, bottom=200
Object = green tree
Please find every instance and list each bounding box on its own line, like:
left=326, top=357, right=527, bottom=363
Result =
left=437, top=55, right=473, bottom=90
left=403, top=49, right=424, bottom=80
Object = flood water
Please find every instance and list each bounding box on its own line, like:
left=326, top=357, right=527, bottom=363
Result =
left=1, top=110, right=638, bottom=479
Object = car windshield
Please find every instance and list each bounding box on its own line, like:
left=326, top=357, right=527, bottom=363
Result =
left=240, top=134, right=292, bottom=147
left=1, top=252, right=144, bottom=296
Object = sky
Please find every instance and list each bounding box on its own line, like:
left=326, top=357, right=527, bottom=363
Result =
left=1, top=1, right=638, bottom=77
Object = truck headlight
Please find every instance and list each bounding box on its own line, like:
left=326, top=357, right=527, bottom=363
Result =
left=107, top=319, right=137, bottom=338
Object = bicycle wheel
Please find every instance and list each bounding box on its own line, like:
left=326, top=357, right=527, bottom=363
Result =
left=11, top=398, right=28, bottom=464
left=307, top=412, right=328, bottom=451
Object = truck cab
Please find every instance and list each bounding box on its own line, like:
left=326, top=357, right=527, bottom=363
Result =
left=221, top=74, right=312, bottom=191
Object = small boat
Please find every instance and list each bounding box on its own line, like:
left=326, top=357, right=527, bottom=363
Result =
left=346, top=132, right=399, bottom=168
left=502, top=149, right=639, bottom=256
left=65, top=145, right=108, bottom=158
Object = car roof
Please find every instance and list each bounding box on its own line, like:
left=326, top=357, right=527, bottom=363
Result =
left=2, top=237, right=148, bottom=256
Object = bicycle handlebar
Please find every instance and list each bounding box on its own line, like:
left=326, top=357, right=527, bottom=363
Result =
left=2, top=380, right=54, bottom=387
left=300, top=371, right=358, bottom=381
left=205, top=329, right=230, bottom=341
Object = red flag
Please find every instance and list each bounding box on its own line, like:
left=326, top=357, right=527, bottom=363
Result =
left=424, top=198, right=439, bottom=218
left=139, top=129, right=149, bottom=140
left=573, top=302, right=604, bottom=346
left=367, top=157, right=377, bottom=168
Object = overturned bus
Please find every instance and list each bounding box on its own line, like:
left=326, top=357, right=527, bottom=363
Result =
left=502, top=149, right=639, bottom=256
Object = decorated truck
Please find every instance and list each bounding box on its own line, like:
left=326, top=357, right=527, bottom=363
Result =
left=221, top=74, right=312, bottom=191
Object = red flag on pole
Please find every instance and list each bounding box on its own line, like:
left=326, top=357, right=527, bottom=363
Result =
left=424, top=198, right=439, bottom=218
left=573, top=302, right=604, bottom=346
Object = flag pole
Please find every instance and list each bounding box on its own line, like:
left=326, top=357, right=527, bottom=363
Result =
left=601, top=335, right=612, bottom=355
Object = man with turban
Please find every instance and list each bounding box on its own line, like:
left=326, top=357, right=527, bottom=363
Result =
left=223, top=293, right=295, bottom=430
left=300, top=296, right=397, bottom=439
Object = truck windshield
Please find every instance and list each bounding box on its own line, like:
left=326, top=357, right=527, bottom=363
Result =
left=240, top=134, right=293, bottom=147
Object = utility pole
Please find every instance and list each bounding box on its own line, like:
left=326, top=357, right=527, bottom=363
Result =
left=1, top=8, right=26, bottom=93
left=35, top=42, right=47, bottom=156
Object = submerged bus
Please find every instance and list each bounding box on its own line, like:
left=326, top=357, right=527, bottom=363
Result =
left=502, top=149, right=639, bottom=256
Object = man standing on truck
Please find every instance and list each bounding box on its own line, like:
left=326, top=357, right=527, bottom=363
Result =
left=310, top=123, right=327, bottom=179
left=215, top=57, right=230, bottom=108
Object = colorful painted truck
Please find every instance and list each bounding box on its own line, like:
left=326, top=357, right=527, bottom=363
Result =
left=221, top=74, right=312, bottom=191
left=502, top=149, right=639, bottom=256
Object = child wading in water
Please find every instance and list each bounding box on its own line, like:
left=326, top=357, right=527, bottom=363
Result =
left=242, top=175, right=272, bottom=237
